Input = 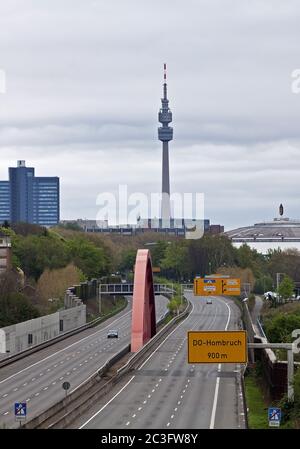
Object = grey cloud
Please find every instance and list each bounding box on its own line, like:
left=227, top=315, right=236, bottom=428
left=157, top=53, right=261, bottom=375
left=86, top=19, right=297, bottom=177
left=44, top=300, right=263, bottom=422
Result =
left=1, top=0, right=300, bottom=228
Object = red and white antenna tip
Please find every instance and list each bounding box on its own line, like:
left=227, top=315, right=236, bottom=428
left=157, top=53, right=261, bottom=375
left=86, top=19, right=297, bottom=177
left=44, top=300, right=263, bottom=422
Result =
left=163, top=63, right=167, bottom=80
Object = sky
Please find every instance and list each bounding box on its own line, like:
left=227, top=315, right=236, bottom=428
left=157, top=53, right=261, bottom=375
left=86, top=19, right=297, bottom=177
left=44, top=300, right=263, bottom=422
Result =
left=1, top=0, right=300, bottom=230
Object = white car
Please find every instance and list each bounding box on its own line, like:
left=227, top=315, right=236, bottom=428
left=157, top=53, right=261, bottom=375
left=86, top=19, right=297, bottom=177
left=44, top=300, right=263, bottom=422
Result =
left=107, top=330, right=119, bottom=338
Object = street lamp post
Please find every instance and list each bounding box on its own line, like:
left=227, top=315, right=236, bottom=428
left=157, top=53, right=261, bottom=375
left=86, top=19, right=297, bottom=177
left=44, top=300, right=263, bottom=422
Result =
left=98, top=285, right=102, bottom=315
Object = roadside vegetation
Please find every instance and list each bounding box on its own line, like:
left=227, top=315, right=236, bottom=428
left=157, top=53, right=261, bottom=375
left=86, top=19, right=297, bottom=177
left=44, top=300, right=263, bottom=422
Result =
left=245, top=366, right=300, bottom=429
left=2, top=222, right=300, bottom=328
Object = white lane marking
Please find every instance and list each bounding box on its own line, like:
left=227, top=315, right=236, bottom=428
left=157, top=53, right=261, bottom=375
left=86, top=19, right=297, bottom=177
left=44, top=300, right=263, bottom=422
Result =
left=0, top=310, right=132, bottom=386
left=43, top=387, right=48, bottom=390
left=79, top=376, right=135, bottom=429
left=209, top=298, right=231, bottom=430
left=152, top=389, right=155, bottom=393
left=174, top=407, right=178, bottom=411
left=52, top=382, right=56, bottom=385
left=143, top=400, right=147, bottom=404
left=171, top=414, right=174, bottom=419
left=79, top=301, right=194, bottom=429
left=26, top=398, right=30, bottom=401
left=35, top=392, right=39, bottom=396
left=138, top=407, right=142, bottom=411
left=31, top=378, right=36, bottom=381
left=4, top=411, right=9, bottom=415
left=167, top=422, right=170, bottom=427
left=13, top=388, right=18, bottom=391
left=3, top=394, right=8, bottom=397
left=23, top=383, right=28, bottom=386
left=126, top=421, right=130, bottom=426
left=132, top=414, right=136, bottom=418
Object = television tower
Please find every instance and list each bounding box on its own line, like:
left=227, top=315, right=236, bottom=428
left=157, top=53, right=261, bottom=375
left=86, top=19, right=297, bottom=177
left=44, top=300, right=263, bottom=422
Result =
left=158, top=63, right=173, bottom=223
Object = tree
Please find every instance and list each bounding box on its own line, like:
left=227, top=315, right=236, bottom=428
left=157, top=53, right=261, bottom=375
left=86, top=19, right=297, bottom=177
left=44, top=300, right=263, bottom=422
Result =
left=118, top=249, right=137, bottom=273
left=278, top=275, right=295, bottom=300
left=150, top=241, right=168, bottom=267
left=253, top=274, right=274, bottom=294
left=36, top=264, right=85, bottom=304
left=167, top=295, right=182, bottom=315
left=0, top=272, right=40, bottom=327
left=161, top=241, right=189, bottom=280
left=267, top=249, right=300, bottom=284
left=13, top=234, right=71, bottom=280
left=67, top=237, right=109, bottom=278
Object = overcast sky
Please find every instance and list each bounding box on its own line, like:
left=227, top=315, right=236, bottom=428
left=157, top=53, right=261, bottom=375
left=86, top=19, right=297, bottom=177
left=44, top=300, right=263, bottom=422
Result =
left=1, top=0, right=300, bottom=230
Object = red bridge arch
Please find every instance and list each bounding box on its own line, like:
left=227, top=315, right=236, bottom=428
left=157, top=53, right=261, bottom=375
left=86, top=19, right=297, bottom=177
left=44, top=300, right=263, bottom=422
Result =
left=131, top=249, right=156, bottom=352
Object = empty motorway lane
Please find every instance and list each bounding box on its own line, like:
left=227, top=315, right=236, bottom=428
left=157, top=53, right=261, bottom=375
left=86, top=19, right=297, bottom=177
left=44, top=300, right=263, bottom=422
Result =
left=0, top=296, right=168, bottom=428
left=77, top=292, right=246, bottom=429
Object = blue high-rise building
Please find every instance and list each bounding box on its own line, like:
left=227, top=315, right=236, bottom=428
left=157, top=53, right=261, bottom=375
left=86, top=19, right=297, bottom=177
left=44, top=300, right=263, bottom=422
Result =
left=0, top=181, right=10, bottom=223
left=0, top=160, right=59, bottom=226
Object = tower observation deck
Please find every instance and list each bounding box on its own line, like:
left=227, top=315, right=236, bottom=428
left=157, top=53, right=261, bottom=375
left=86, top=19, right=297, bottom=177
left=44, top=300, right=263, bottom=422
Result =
left=158, top=64, right=173, bottom=222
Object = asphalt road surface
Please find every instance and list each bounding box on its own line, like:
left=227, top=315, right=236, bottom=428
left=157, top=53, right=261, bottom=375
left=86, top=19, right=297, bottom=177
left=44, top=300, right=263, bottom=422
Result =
left=77, top=292, right=246, bottom=429
left=0, top=295, right=169, bottom=428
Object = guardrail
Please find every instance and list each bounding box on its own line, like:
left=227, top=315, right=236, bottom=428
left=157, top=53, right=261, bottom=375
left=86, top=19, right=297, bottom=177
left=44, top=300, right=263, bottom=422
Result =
left=0, top=299, right=129, bottom=370
left=22, top=298, right=191, bottom=429
left=256, top=318, right=267, bottom=339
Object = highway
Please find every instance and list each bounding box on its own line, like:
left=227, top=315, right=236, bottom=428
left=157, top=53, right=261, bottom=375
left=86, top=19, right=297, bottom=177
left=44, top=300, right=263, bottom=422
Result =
left=77, top=292, right=246, bottom=429
left=0, top=295, right=169, bottom=428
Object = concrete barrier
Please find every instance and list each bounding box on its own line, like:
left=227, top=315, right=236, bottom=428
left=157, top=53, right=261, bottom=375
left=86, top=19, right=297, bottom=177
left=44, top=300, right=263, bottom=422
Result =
left=0, top=299, right=128, bottom=369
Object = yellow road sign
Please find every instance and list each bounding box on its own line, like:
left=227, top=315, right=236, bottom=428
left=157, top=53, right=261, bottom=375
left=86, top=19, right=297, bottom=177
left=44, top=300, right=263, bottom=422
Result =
left=221, top=278, right=241, bottom=295
left=188, top=331, right=247, bottom=363
left=194, top=277, right=241, bottom=296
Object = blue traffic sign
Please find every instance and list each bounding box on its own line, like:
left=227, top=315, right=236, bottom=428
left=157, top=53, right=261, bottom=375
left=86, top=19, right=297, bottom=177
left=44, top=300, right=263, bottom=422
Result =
left=14, top=402, right=27, bottom=418
left=268, top=407, right=281, bottom=423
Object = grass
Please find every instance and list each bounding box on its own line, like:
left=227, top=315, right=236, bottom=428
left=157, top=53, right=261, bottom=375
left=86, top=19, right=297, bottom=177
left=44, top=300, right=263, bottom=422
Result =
left=244, top=374, right=269, bottom=428
left=244, top=372, right=298, bottom=429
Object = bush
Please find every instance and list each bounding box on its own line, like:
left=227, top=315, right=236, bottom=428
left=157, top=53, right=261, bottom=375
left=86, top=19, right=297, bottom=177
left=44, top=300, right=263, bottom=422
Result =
left=0, top=292, right=40, bottom=327
left=264, top=312, right=300, bottom=343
